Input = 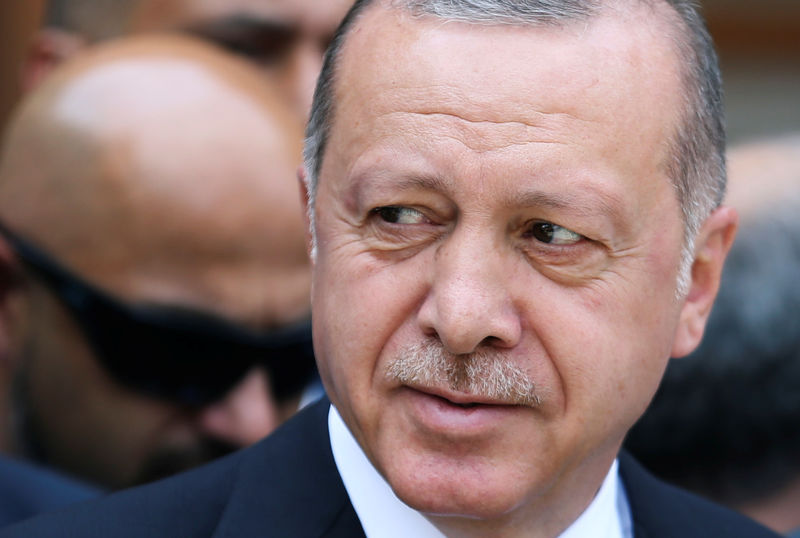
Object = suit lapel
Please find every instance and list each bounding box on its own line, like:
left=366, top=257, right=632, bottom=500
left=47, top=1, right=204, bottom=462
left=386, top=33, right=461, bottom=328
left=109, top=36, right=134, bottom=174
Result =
left=619, top=451, right=676, bottom=538
left=618, top=450, right=744, bottom=538
left=211, top=398, right=365, bottom=537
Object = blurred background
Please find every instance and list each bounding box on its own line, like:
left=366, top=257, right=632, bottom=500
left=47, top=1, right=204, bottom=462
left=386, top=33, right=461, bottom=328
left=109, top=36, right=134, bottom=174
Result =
left=2, top=0, right=800, bottom=142
left=2, top=0, right=799, bottom=142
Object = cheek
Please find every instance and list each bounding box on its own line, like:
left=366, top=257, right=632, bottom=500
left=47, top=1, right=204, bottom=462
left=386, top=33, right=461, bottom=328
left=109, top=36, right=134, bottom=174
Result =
left=311, top=237, right=431, bottom=420
left=529, top=275, right=679, bottom=439
left=26, top=310, right=103, bottom=428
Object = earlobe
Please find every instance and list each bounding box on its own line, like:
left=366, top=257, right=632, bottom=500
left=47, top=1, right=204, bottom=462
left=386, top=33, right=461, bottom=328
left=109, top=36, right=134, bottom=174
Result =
left=671, top=206, right=738, bottom=358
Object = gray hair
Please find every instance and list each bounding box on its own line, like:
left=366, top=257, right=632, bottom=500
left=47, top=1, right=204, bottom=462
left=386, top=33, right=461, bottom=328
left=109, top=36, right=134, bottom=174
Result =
left=303, top=0, right=726, bottom=294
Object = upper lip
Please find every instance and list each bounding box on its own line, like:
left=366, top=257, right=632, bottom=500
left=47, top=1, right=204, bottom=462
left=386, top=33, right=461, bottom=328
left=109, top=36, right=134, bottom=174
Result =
left=406, top=384, right=519, bottom=407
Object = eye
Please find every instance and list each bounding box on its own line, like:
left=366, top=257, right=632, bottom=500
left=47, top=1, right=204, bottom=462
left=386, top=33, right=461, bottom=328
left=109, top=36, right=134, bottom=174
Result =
left=525, top=221, right=582, bottom=245
left=372, top=206, right=428, bottom=225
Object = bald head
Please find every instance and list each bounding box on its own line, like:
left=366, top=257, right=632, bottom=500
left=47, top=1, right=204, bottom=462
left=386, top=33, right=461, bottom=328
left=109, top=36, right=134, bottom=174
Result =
left=2, top=35, right=308, bottom=320
left=0, top=35, right=313, bottom=487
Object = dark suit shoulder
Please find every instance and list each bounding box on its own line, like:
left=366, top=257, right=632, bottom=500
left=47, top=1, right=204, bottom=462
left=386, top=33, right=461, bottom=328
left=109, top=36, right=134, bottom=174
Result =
left=207, top=398, right=363, bottom=537
left=0, top=457, right=101, bottom=527
left=619, top=452, right=779, bottom=538
left=0, top=398, right=361, bottom=538
left=0, top=441, right=244, bottom=537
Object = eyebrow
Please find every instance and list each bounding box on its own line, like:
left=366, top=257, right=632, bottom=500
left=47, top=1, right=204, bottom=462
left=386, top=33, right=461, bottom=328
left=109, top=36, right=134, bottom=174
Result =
left=347, top=171, right=449, bottom=207
left=389, top=174, right=450, bottom=193
left=359, top=170, right=621, bottom=212
left=348, top=158, right=628, bottom=230
left=514, top=187, right=624, bottom=218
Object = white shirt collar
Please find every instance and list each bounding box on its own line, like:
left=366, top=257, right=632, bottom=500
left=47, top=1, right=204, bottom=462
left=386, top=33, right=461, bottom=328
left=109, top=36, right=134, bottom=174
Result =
left=328, top=404, right=632, bottom=537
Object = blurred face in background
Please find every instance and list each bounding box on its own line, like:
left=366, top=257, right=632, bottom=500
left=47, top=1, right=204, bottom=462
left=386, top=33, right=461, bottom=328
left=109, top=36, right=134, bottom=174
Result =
left=1, top=38, right=313, bottom=488
left=129, top=0, right=354, bottom=118
left=25, top=0, right=353, bottom=119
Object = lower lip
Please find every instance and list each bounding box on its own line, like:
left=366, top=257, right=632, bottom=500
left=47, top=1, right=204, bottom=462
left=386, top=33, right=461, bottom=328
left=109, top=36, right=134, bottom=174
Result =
left=401, top=387, right=528, bottom=436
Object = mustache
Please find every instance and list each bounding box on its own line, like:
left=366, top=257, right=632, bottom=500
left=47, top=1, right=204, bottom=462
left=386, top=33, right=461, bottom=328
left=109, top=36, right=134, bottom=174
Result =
left=385, top=340, right=542, bottom=407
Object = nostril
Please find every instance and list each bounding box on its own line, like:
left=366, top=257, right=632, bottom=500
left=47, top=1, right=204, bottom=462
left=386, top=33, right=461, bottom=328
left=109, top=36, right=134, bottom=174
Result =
left=424, top=327, right=440, bottom=340
left=482, top=335, right=502, bottom=346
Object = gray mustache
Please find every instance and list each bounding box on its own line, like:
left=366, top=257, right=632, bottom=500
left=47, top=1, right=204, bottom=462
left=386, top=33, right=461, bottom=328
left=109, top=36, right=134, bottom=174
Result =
left=385, top=340, right=542, bottom=406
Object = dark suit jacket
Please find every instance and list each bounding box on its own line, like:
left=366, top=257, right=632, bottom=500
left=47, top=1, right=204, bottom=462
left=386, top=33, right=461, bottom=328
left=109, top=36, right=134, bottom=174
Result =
left=0, top=456, right=100, bottom=527
left=0, top=397, right=778, bottom=537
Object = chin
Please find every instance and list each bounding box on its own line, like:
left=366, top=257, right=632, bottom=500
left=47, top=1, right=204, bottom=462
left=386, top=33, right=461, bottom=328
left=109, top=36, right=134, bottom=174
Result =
left=385, top=457, right=530, bottom=521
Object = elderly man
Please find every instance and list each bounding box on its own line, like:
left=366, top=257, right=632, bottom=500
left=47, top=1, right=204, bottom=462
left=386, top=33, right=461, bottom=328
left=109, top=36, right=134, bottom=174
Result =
left=626, top=134, right=800, bottom=536
left=0, top=0, right=780, bottom=536
left=0, top=36, right=314, bottom=489
left=24, top=0, right=353, bottom=118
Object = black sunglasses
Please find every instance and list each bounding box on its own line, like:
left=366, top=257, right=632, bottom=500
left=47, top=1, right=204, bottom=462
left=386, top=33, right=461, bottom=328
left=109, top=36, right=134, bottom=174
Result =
left=0, top=221, right=317, bottom=407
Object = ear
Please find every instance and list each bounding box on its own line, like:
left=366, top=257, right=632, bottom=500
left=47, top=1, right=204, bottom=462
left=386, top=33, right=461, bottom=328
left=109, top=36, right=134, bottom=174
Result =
left=671, top=205, right=738, bottom=358
left=21, top=29, right=87, bottom=92
left=296, top=165, right=315, bottom=261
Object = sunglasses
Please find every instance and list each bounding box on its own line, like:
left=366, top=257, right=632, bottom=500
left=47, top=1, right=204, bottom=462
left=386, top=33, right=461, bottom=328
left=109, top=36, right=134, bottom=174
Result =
left=0, top=221, right=317, bottom=407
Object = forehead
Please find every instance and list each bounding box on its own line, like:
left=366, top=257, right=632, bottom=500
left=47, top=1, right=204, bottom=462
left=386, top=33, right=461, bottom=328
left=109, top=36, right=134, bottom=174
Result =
left=332, top=5, right=682, bottom=156
left=132, top=0, right=352, bottom=33
left=317, top=4, right=686, bottom=243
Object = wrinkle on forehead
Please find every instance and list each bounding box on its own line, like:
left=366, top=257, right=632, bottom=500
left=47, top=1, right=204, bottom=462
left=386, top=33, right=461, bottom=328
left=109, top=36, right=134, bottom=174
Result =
left=337, top=3, right=682, bottom=123
left=392, top=110, right=580, bottom=153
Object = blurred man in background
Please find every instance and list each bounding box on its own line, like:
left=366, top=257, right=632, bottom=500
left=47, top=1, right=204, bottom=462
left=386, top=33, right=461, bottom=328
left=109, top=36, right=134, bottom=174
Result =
left=626, top=133, right=800, bottom=536
left=0, top=35, right=315, bottom=489
left=0, top=0, right=355, bottom=493
left=23, top=0, right=353, bottom=120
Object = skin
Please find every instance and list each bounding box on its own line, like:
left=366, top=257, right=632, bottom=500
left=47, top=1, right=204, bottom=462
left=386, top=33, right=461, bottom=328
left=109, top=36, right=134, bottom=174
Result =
left=305, top=3, right=737, bottom=537
left=0, top=36, right=310, bottom=488
left=25, top=0, right=354, bottom=120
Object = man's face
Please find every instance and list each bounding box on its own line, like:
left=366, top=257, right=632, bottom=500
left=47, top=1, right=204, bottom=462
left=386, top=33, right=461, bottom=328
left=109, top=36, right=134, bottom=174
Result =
left=129, top=0, right=353, bottom=118
left=9, top=77, right=312, bottom=488
left=17, top=259, right=308, bottom=488
left=311, top=5, right=693, bottom=528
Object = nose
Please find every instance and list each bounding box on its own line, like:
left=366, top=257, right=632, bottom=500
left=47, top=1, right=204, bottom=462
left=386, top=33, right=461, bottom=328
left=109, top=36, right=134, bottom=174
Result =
left=195, top=368, right=279, bottom=446
left=417, top=229, right=522, bottom=355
